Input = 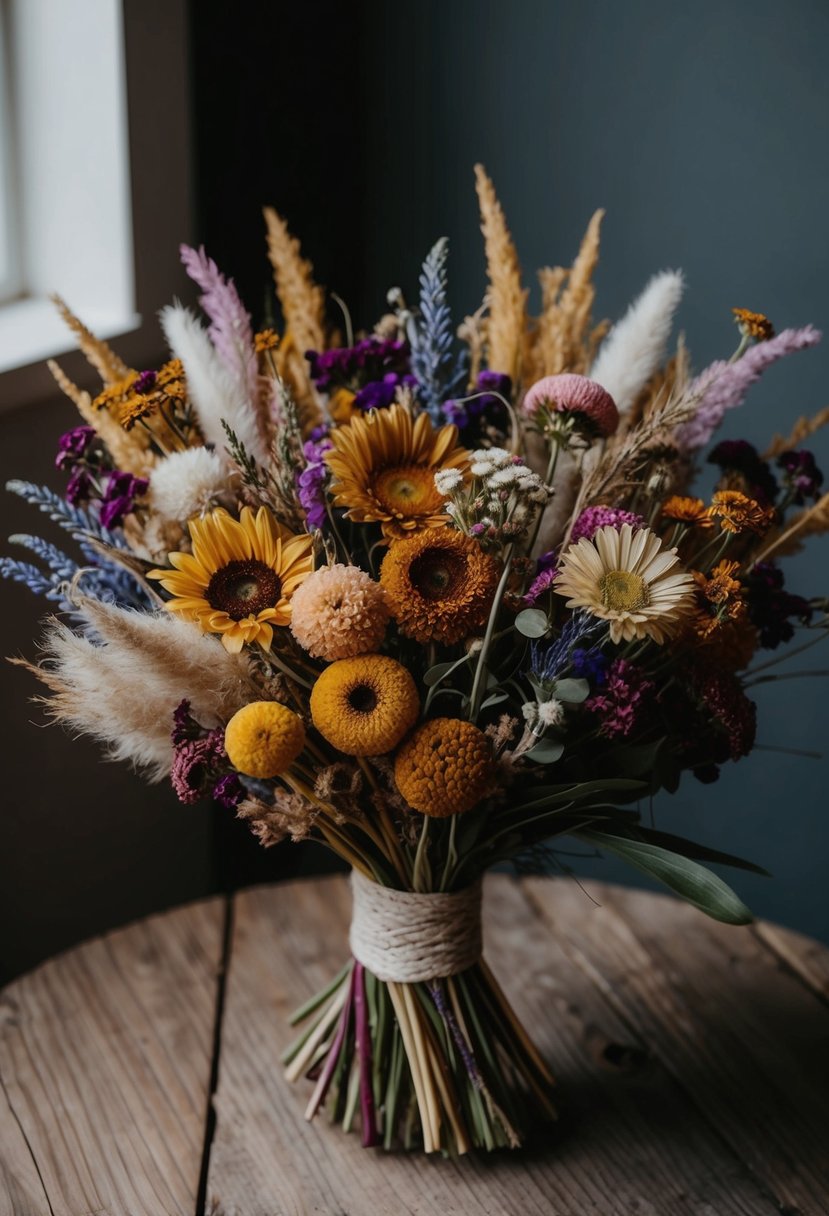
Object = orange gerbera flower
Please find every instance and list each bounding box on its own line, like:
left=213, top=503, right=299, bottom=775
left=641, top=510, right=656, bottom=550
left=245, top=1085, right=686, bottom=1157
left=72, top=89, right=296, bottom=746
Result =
left=707, top=491, right=774, bottom=535
left=662, top=496, right=713, bottom=527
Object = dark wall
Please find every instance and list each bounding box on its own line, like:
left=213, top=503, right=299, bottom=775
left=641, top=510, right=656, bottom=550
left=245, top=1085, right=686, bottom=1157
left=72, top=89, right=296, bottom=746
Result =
left=2, top=0, right=828, bottom=980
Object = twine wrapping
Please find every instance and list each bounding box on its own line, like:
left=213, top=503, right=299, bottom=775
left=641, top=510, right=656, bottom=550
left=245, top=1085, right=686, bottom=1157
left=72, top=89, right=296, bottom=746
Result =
left=349, top=870, right=483, bottom=983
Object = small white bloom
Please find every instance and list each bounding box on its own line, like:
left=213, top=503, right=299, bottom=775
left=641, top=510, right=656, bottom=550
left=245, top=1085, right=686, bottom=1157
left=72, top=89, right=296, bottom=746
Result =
left=148, top=447, right=232, bottom=522
left=434, top=468, right=464, bottom=495
left=470, top=461, right=493, bottom=478
left=537, top=699, right=565, bottom=727
left=489, top=466, right=521, bottom=486
left=521, top=701, right=538, bottom=725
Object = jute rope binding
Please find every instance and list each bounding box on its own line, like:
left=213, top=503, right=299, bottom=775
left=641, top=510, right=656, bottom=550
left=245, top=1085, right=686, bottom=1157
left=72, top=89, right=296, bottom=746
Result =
left=349, top=870, right=483, bottom=983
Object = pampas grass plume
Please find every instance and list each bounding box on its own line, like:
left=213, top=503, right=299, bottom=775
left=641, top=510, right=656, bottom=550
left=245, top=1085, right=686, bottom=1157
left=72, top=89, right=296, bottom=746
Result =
left=589, top=270, right=685, bottom=413
left=27, top=599, right=258, bottom=779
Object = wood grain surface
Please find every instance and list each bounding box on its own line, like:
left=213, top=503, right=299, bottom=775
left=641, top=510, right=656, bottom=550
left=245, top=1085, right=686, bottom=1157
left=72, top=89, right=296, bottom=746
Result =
left=2, top=875, right=828, bottom=1216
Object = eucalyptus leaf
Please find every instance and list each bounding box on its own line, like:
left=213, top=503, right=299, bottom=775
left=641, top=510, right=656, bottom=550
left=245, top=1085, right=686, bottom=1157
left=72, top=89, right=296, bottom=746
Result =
left=481, top=691, right=510, bottom=709
left=423, top=657, right=469, bottom=686
left=578, top=830, right=754, bottom=925
left=527, top=737, right=565, bottom=764
left=615, top=825, right=770, bottom=876
left=552, top=677, right=590, bottom=704
left=515, top=608, right=549, bottom=638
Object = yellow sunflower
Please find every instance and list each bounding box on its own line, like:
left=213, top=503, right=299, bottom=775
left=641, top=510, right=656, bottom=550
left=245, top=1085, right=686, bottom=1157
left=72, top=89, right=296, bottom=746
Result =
left=149, top=506, right=314, bottom=653
left=324, top=403, right=468, bottom=540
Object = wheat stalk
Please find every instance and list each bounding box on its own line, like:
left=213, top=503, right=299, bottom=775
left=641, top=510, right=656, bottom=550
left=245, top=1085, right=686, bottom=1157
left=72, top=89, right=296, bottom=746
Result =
left=474, top=164, right=527, bottom=385
left=763, top=405, right=829, bottom=458
left=50, top=294, right=131, bottom=385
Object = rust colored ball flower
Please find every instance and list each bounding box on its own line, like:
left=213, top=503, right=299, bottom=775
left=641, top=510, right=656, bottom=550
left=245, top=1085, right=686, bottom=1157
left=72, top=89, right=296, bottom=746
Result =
left=310, top=654, right=419, bottom=756
left=224, top=701, right=306, bottom=779
left=290, top=564, right=390, bottom=661
left=395, top=718, right=494, bottom=816
left=521, top=373, right=619, bottom=438
left=380, top=529, right=501, bottom=645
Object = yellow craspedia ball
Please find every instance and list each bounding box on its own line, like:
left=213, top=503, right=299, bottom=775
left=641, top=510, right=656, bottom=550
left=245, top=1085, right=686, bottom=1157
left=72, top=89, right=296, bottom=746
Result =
left=394, top=717, right=494, bottom=817
left=310, top=654, right=419, bottom=756
left=224, top=701, right=305, bottom=778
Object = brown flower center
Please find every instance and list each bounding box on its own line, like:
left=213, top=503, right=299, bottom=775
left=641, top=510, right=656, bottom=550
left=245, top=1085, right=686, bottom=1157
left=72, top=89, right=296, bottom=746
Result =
left=347, top=682, right=378, bottom=714
left=600, top=569, right=650, bottom=613
left=372, top=465, right=444, bottom=517
left=408, top=548, right=467, bottom=601
left=206, top=559, right=282, bottom=620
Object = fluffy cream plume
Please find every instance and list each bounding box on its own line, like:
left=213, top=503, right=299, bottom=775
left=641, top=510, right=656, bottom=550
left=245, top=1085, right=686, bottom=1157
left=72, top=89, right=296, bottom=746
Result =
left=25, top=599, right=259, bottom=779
left=764, top=405, right=829, bottom=458
left=47, top=359, right=155, bottom=477
left=263, top=206, right=326, bottom=427
left=589, top=270, right=685, bottom=413
left=533, top=210, right=606, bottom=381
left=50, top=295, right=131, bottom=385
left=148, top=447, right=235, bottom=522
left=160, top=304, right=267, bottom=465
left=474, top=164, right=527, bottom=384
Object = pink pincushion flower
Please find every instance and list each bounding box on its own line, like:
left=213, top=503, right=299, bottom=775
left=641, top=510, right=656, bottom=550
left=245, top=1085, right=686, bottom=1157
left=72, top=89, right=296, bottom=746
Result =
left=521, top=373, right=619, bottom=438
left=570, top=505, right=645, bottom=545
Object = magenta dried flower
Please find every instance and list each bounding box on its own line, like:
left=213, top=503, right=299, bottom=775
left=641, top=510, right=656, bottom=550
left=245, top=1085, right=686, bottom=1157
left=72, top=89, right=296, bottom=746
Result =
left=570, top=505, right=645, bottom=545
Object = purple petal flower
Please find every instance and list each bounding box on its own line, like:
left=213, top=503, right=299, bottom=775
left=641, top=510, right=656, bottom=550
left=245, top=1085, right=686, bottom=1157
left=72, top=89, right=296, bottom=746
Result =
left=677, top=326, right=822, bottom=452
left=56, top=426, right=96, bottom=470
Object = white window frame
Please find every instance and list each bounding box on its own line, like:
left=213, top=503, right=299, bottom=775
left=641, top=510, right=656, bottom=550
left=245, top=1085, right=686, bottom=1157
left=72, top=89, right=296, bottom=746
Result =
left=0, top=0, right=193, bottom=410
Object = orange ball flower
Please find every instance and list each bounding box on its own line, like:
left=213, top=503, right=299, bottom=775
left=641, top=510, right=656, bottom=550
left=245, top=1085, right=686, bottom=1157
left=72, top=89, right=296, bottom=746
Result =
left=394, top=718, right=494, bottom=816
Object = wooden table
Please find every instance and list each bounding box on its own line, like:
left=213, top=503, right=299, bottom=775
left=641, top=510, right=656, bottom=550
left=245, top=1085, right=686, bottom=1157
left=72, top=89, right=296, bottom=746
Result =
left=2, top=875, right=828, bottom=1216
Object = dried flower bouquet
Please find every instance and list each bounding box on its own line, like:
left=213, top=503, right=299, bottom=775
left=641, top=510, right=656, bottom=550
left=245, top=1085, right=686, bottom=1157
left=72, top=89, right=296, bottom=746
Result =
left=5, top=165, right=829, bottom=1155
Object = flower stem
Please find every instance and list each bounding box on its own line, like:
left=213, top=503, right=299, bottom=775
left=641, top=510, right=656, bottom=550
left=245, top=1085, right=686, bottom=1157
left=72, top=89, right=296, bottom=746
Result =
left=468, top=544, right=515, bottom=722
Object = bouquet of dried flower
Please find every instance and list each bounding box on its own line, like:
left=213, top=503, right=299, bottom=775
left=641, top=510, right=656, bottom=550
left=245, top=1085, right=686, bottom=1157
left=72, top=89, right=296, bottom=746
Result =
left=5, top=165, right=829, bottom=1155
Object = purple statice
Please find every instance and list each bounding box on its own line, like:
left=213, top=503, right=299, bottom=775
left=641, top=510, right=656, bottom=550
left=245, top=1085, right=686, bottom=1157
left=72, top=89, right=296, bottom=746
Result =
left=306, top=337, right=410, bottom=392
left=744, top=561, right=812, bottom=648
left=444, top=370, right=512, bottom=429
left=212, top=773, right=244, bottom=808
left=777, top=449, right=824, bottom=504
left=298, top=430, right=333, bottom=530
left=585, top=658, right=654, bottom=739
left=707, top=439, right=778, bottom=505
left=133, top=369, right=158, bottom=394
left=353, top=370, right=417, bottom=412
left=531, top=612, right=600, bottom=685
left=55, top=426, right=96, bottom=471
left=523, top=566, right=557, bottom=606
left=676, top=326, right=822, bottom=452
left=570, top=505, right=645, bottom=545
left=65, top=468, right=93, bottom=506
left=98, top=471, right=148, bottom=529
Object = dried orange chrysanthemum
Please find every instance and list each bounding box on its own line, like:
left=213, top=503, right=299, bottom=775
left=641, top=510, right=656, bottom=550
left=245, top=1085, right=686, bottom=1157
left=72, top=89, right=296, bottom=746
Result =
left=254, top=328, right=280, bottom=353
left=394, top=718, right=494, bottom=817
left=380, top=529, right=500, bottom=645
left=693, top=560, right=746, bottom=623
left=707, top=490, right=774, bottom=535
left=324, top=403, right=468, bottom=540
left=662, top=496, right=713, bottom=527
left=732, top=308, right=775, bottom=342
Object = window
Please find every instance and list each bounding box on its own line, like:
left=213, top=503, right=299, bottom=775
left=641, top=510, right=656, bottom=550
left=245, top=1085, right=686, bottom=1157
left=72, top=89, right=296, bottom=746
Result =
left=0, top=0, right=138, bottom=377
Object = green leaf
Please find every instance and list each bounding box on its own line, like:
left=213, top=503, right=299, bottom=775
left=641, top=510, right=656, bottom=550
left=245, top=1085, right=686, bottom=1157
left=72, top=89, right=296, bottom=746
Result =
left=515, top=608, right=549, bottom=638
left=423, top=658, right=468, bottom=687
left=552, top=677, right=590, bottom=704
left=617, top=825, right=771, bottom=877
left=481, top=691, right=510, bottom=709
left=578, top=830, right=755, bottom=925
left=527, top=737, right=565, bottom=764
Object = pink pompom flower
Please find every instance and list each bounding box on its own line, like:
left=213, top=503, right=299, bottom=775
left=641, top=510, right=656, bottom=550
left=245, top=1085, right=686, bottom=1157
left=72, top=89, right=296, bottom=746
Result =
left=521, top=373, right=619, bottom=439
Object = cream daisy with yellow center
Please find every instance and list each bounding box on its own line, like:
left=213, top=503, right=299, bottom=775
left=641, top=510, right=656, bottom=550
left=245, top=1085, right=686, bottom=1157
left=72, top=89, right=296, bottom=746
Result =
left=149, top=506, right=314, bottom=653
left=554, top=523, right=695, bottom=644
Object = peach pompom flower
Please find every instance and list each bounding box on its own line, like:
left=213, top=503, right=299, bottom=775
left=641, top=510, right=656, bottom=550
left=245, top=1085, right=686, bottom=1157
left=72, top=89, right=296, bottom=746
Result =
left=290, top=563, right=390, bottom=661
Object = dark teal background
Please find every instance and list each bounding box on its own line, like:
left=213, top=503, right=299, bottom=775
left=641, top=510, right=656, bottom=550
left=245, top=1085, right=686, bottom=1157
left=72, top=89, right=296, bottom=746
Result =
left=2, top=0, right=827, bottom=980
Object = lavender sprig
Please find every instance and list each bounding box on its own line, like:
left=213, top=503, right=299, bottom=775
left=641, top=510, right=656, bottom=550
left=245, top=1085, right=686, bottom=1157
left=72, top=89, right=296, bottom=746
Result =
left=409, top=237, right=466, bottom=422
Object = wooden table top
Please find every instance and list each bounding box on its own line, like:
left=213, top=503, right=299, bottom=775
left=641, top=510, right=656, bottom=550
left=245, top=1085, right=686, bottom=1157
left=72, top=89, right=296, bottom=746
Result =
left=1, top=874, right=828, bottom=1216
